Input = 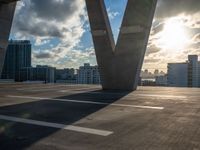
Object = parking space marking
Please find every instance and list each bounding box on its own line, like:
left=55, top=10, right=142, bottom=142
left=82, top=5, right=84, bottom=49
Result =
left=17, top=86, right=99, bottom=92
left=59, top=90, right=128, bottom=95
left=17, top=85, right=68, bottom=91
left=7, top=95, right=164, bottom=110
left=19, top=89, right=61, bottom=92
left=135, top=94, right=187, bottom=99
left=0, top=114, right=113, bottom=136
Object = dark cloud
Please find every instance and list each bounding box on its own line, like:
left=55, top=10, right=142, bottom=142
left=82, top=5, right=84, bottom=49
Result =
left=151, top=22, right=164, bottom=34
left=34, top=52, right=53, bottom=59
left=193, top=33, right=200, bottom=42
left=156, top=0, right=200, bottom=18
left=30, top=0, right=79, bottom=22
left=14, top=19, right=64, bottom=38
left=13, top=0, right=82, bottom=38
left=144, top=58, right=160, bottom=63
left=146, top=45, right=160, bottom=56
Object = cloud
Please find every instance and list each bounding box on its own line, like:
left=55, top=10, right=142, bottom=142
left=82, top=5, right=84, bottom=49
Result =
left=35, top=38, right=50, bottom=46
left=30, top=0, right=81, bottom=22
left=11, top=0, right=91, bottom=68
left=107, top=8, right=120, bottom=20
left=13, top=0, right=86, bottom=38
left=151, top=22, right=164, bottom=35
left=144, top=58, right=160, bottom=63
left=32, top=47, right=96, bottom=69
left=156, top=0, right=200, bottom=19
left=34, top=52, right=53, bottom=59
left=187, top=33, right=200, bottom=51
left=145, top=44, right=161, bottom=56
left=10, top=0, right=200, bottom=71
left=192, top=33, right=200, bottom=42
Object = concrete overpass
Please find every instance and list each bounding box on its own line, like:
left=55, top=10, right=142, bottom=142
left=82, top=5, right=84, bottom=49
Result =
left=0, top=0, right=157, bottom=91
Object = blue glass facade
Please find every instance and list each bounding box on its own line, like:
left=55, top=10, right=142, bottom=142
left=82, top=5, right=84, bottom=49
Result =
left=1, top=40, right=31, bottom=81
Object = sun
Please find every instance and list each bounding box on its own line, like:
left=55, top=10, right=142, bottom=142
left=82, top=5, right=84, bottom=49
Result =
left=158, top=18, right=189, bottom=50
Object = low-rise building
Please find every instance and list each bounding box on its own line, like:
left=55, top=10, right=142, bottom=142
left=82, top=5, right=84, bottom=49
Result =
left=155, top=75, right=167, bottom=86
left=77, top=63, right=100, bottom=84
left=19, top=65, right=56, bottom=83
left=56, top=68, right=76, bottom=80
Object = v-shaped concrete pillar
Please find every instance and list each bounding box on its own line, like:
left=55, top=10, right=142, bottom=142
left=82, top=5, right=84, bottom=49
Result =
left=86, top=0, right=157, bottom=91
left=0, top=1, right=16, bottom=76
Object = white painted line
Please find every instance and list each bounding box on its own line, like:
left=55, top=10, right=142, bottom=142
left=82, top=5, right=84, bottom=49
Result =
left=16, top=84, right=72, bottom=91
left=22, top=89, right=58, bottom=92
left=59, top=90, right=127, bottom=95
left=58, top=90, right=101, bottom=94
left=18, top=86, right=99, bottom=92
left=7, top=95, right=164, bottom=110
left=0, top=114, right=113, bottom=136
left=135, top=94, right=187, bottom=99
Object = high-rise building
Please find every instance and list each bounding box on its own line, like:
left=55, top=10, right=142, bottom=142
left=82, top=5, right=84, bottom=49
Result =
left=199, top=62, right=200, bottom=87
left=77, top=63, right=100, bottom=84
left=167, top=63, right=188, bottom=87
left=188, top=55, right=199, bottom=87
left=1, top=40, right=31, bottom=81
left=167, top=55, right=200, bottom=87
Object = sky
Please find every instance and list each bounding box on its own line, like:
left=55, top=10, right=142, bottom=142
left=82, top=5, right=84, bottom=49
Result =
left=10, top=0, right=200, bottom=72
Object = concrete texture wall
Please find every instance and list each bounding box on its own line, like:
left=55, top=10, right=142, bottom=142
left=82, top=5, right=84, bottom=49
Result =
left=86, top=0, right=157, bottom=91
left=0, top=2, right=16, bottom=76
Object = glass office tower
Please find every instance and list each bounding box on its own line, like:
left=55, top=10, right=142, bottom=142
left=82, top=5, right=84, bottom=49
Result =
left=1, top=40, right=31, bottom=81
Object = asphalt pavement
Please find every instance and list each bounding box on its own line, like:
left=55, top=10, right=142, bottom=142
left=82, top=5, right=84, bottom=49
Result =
left=0, top=83, right=199, bottom=150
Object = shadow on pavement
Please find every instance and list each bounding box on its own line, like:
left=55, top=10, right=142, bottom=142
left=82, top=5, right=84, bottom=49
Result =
left=0, top=90, right=130, bottom=150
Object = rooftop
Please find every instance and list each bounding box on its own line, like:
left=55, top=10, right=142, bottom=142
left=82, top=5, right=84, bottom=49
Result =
left=0, top=83, right=199, bottom=150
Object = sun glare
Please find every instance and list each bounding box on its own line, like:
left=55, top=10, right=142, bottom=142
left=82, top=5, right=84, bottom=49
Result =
left=158, top=18, right=189, bottom=50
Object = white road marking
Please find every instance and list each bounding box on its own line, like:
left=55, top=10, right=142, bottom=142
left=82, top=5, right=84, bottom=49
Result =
left=18, top=88, right=186, bottom=100
left=135, top=94, right=187, bottom=99
left=7, top=95, right=164, bottom=110
left=16, top=84, right=77, bottom=90
left=21, top=89, right=59, bottom=92
left=59, top=90, right=127, bottom=95
left=18, top=86, right=99, bottom=92
left=0, top=114, right=113, bottom=136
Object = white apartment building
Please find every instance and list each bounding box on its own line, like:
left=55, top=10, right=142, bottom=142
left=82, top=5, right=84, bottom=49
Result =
left=77, top=63, right=100, bottom=84
left=155, top=75, right=168, bottom=86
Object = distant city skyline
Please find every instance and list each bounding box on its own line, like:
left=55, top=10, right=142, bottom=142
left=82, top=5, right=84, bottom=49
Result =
left=1, top=40, right=199, bottom=88
left=9, top=0, right=200, bottom=71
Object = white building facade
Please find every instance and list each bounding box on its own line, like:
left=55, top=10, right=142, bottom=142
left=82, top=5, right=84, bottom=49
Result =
left=77, top=63, right=100, bottom=84
left=155, top=75, right=167, bottom=86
